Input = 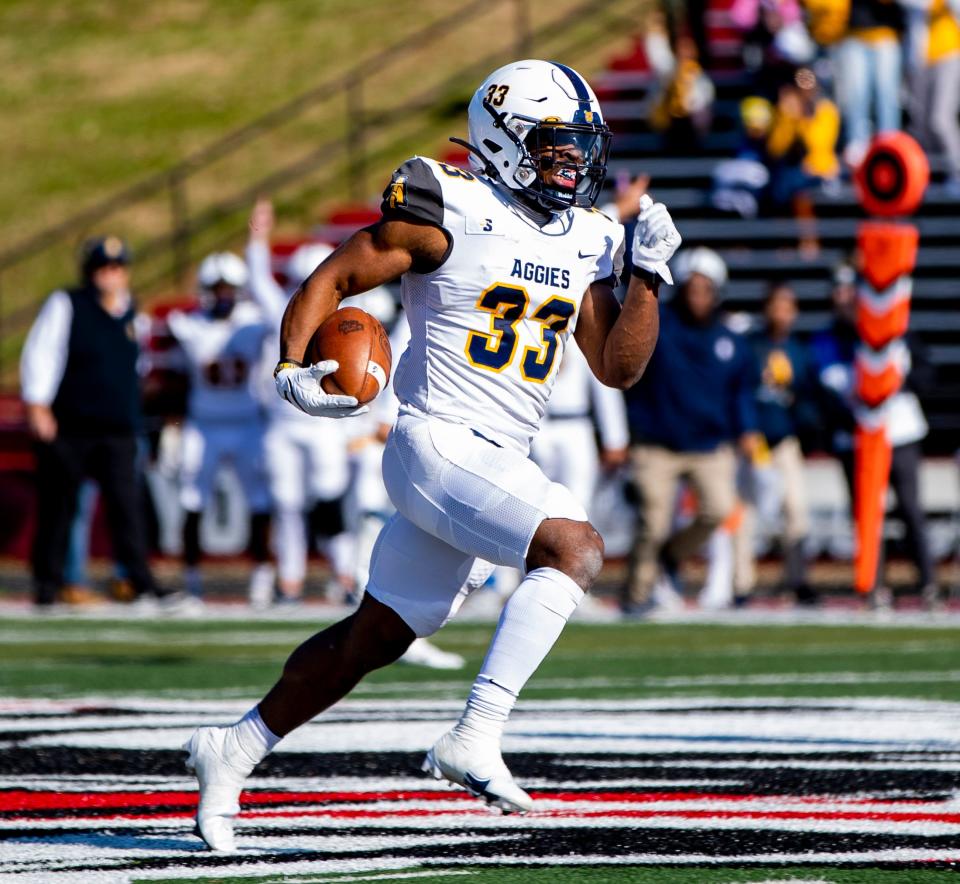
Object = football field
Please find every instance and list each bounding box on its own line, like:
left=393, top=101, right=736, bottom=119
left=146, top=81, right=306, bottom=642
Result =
left=2, top=610, right=960, bottom=883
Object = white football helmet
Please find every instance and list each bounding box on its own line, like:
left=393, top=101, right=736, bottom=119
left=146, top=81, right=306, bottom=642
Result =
left=197, top=251, right=248, bottom=290
left=464, top=59, right=611, bottom=210
left=285, top=242, right=334, bottom=288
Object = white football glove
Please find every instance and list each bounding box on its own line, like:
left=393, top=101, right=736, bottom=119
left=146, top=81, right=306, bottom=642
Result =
left=274, top=360, right=369, bottom=418
left=632, top=194, right=682, bottom=285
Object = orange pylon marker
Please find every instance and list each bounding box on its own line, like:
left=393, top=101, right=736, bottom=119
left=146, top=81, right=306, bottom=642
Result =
left=850, top=133, right=927, bottom=594
left=853, top=422, right=893, bottom=593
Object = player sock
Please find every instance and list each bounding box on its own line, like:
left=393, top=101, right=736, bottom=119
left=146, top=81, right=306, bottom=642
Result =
left=454, top=567, right=583, bottom=744
left=233, top=707, right=281, bottom=765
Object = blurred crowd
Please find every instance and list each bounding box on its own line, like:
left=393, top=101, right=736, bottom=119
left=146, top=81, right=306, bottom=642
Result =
left=19, top=186, right=950, bottom=620
left=645, top=0, right=960, bottom=252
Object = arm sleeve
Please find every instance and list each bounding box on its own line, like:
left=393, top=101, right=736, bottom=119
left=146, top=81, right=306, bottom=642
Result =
left=590, top=378, right=629, bottom=449
left=379, top=158, right=445, bottom=227
left=20, top=290, right=73, bottom=405
left=245, top=239, right=288, bottom=329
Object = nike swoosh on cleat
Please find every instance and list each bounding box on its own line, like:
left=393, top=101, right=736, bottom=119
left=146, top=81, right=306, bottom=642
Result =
left=463, top=771, right=493, bottom=798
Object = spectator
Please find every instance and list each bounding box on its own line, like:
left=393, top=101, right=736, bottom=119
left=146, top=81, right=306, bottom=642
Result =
left=621, top=247, right=759, bottom=615
left=731, top=0, right=818, bottom=84
left=166, top=252, right=272, bottom=605
left=659, top=0, right=714, bottom=69
left=901, top=0, right=960, bottom=196
left=830, top=0, right=905, bottom=168
left=804, top=0, right=853, bottom=48
left=712, top=96, right=774, bottom=218
left=20, top=237, right=171, bottom=608
left=646, top=12, right=716, bottom=150
left=809, top=262, right=940, bottom=608
left=735, top=281, right=817, bottom=603
left=767, top=66, right=841, bottom=256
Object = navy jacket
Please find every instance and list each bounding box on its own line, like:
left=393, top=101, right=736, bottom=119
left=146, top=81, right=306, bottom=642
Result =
left=626, top=300, right=758, bottom=452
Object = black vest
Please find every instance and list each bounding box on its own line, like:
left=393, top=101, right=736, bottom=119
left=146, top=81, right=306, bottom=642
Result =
left=52, top=286, right=142, bottom=434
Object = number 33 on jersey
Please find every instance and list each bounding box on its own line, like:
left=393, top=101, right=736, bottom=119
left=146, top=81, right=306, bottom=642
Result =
left=380, top=156, right=624, bottom=452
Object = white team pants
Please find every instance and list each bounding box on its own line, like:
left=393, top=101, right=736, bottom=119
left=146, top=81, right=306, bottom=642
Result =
left=264, top=417, right=350, bottom=586
left=366, top=413, right=586, bottom=636
left=179, top=419, right=270, bottom=514
left=529, top=416, right=599, bottom=514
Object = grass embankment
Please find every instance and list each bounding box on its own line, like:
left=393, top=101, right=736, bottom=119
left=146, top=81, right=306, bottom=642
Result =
left=0, top=0, right=638, bottom=381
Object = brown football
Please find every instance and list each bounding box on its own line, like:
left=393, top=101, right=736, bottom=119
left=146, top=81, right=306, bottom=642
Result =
left=305, top=306, right=392, bottom=405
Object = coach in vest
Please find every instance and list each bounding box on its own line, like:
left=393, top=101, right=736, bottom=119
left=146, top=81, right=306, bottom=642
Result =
left=20, top=236, right=164, bottom=607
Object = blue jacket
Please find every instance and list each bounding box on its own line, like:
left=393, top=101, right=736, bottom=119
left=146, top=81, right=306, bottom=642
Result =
left=749, top=331, right=817, bottom=447
left=626, top=301, right=758, bottom=452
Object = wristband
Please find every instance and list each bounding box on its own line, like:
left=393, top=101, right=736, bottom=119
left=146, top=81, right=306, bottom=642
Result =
left=630, top=266, right=659, bottom=289
left=273, top=359, right=302, bottom=378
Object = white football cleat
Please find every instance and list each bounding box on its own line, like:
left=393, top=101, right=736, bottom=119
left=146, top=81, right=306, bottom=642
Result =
left=422, top=730, right=532, bottom=814
left=183, top=726, right=252, bottom=852
left=400, top=638, right=465, bottom=670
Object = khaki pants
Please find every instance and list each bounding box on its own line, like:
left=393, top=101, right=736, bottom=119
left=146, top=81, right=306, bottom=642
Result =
left=625, top=444, right=736, bottom=605
left=733, top=436, right=809, bottom=595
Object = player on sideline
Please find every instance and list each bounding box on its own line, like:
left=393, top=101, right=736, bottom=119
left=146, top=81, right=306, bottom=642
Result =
left=166, top=253, right=273, bottom=604
left=183, top=59, right=680, bottom=852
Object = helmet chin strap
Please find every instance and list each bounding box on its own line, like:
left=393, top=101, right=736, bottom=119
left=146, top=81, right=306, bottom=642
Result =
left=447, top=137, right=499, bottom=179
left=446, top=135, right=556, bottom=223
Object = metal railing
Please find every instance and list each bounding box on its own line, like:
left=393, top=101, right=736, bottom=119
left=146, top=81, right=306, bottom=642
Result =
left=0, top=0, right=641, bottom=385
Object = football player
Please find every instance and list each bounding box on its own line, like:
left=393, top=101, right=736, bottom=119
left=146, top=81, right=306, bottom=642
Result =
left=166, top=252, right=272, bottom=604
left=184, top=59, right=680, bottom=851
left=246, top=207, right=355, bottom=606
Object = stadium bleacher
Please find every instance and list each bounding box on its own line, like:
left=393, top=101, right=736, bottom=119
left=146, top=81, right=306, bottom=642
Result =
left=589, top=62, right=960, bottom=454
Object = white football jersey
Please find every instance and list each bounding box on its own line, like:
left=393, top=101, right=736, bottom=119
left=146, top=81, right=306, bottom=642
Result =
left=382, top=156, right=624, bottom=452
left=166, top=300, right=268, bottom=422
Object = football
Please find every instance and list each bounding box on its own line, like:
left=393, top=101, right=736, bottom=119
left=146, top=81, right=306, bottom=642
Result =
left=305, top=306, right=392, bottom=404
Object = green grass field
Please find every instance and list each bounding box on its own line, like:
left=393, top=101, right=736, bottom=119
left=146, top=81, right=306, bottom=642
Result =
left=3, top=617, right=959, bottom=701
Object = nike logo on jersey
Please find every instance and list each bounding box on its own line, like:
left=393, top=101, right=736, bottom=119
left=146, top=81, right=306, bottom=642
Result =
left=577, top=250, right=600, bottom=259
left=510, top=259, right=571, bottom=290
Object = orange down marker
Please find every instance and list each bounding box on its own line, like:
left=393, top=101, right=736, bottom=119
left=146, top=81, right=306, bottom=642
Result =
left=851, top=133, right=927, bottom=594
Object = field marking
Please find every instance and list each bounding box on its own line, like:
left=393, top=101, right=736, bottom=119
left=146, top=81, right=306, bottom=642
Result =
left=6, top=694, right=960, bottom=712
left=3, top=604, right=960, bottom=628
left=643, top=669, right=960, bottom=687
left=5, top=692, right=960, bottom=881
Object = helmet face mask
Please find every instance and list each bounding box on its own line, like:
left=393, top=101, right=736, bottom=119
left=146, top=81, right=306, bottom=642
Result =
left=516, top=117, right=610, bottom=209
left=467, top=60, right=611, bottom=211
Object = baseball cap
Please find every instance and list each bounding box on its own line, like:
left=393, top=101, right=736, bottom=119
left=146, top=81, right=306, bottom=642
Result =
left=81, top=236, right=130, bottom=277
